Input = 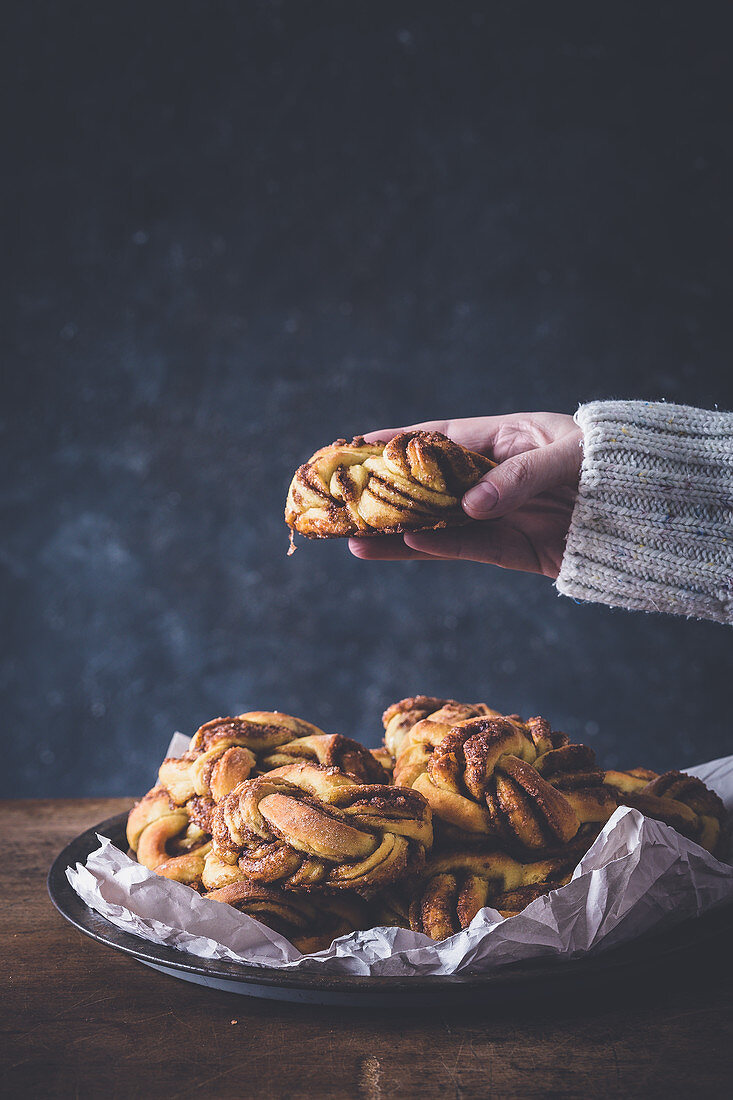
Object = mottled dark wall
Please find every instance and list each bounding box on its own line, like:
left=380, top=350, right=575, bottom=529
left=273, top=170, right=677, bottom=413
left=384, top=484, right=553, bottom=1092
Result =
left=4, top=2, right=732, bottom=797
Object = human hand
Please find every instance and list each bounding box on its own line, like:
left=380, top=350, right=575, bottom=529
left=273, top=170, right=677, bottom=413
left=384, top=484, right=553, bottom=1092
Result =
left=348, top=413, right=582, bottom=578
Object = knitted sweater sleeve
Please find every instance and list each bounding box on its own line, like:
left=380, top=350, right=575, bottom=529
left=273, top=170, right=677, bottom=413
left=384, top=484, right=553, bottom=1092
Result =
left=555, top=400, right=733, bottom=624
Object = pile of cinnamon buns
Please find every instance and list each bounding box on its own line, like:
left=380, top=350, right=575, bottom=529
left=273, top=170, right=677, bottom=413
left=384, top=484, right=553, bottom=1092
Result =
left=127, top=698, right=726, bottom=951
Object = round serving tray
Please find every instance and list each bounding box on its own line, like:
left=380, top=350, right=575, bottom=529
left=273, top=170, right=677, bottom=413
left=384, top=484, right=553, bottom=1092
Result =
left=49, top=812, right=731, bottom=1007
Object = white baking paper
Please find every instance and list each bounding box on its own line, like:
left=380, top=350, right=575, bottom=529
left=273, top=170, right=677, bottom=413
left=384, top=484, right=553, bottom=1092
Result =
left=66, top=750, right=733, bottom=976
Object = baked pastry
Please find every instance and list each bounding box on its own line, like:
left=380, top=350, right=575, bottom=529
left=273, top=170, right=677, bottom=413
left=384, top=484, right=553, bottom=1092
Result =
left=408, top=845, right=587, bottom=939
left=603, top=767, right=658, bottom=796
left=204, top=880, right=371, bottom=953
left=258, top=731, right=387, bottom=784
left=394, top=711, right=617, bottom=849
left=389, top=698, right=504, bottom=787
left=207, top=761, right=433, bottom=894
left=127, top=711, right=319, bottom=883
left=605, top=768, right=727, bottom=856
left=127, top=711, right=385, bottom=885
left=285, top=430, right=495, bottom=544
left=125, top=698, right=727, bottom=946
left=382, top=695, right=503, bottom=769
left=126, top=786, right=212, bottom=886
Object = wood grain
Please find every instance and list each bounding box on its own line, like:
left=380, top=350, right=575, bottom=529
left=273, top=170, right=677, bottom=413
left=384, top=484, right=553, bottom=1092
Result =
left=1, top=798, right=731, bottom=1099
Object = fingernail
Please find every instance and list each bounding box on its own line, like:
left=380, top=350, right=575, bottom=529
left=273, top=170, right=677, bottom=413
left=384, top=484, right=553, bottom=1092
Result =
left=463, top=481, right=499, bottom=516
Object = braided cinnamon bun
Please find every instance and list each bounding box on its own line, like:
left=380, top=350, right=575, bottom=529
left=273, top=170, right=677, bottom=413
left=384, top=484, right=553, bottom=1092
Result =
left=126, top=787, right=211, bottom=885
left=207, top=762, right=433, bottom=894
left=396, top=713, right=616, bottom=850
left=128, top=711, right=384, bottom=885
left=258, top=733, right=388, bottom=784
left=408, top=845, right=587, bottom=939
left=390, top=699, right=504, bottom=788
left=605, top=768, right=727, bottom=856
left=285, top=430, right=495, bottom=543
left=382, top=695, right=502, bottom=769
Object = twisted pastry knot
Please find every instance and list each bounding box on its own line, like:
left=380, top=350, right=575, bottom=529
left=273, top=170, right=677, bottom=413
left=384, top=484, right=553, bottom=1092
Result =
left=259, top=733, right=388, bottom=785
left=606, top=769, right=727, bottom=856
left=285, top=430, right=495, bottom=541
left=158, top=712, right=323, bottom=811
left=409, top=847, right=585, bottom=940
left=391, top=700, right=505, bottom=788
left=126, top=787, right=211, bottom=885
left=403, top=715, right=617, bottom=850
left=209, top=762, right=433, bottom=894
left=156, top=711, right=383, bottom=820
left=383, top=695, right=503, bottom=765
left=128, top=711, right=334, bottom=882
left=204, top=881, right=370, bottom=953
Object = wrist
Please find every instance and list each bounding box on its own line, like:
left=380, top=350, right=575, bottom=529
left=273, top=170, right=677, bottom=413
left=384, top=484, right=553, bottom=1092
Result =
left=556, top=400, right=733, bottom=623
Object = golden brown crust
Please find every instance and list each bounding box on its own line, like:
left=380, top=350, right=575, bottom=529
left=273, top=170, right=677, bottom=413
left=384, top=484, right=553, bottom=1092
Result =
left=157, top=711, right=328, bottom=811
left=382, top=696, right=496, bottom=765
left=126, top=786, right=211, bottom=886
left=493, top=883, right=563, bottom=917
left=607, top=768, right=727, bottom=856
left=419, top=717, right=579, bottom=846
left=190, top=712, right=326, bottom=755
left=207, top=762, right=433, bottom=895
left=408, top=844, right=587, bottom=938
left=126, top=700, right=728, bottom=945
left=291, top=515, right=477, bottom=540
left=128, top=711, right=336, bottom=887
left=388, top=702, right=614, bottom=852
left=603, top=766, right=659, bottom=796
left=285, top=430, right=496, bottom=541
left=382, top=695, right=456, bottom=730
left=392, top=702, right=505, bottom=788
left=259, top=733, right=387, bottom=785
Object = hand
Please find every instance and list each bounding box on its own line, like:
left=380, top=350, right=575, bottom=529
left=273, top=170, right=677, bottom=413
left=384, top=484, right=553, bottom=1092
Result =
left=348, top=413, right=582, bottom=578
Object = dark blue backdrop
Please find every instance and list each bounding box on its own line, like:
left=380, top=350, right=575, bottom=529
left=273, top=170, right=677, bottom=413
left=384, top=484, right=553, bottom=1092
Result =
left=4, top=2, right=732, bottom=796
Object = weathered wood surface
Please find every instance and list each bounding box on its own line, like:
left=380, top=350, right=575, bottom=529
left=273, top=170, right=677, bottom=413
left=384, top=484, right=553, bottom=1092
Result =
left=2, top=798, right=731, bottom=1098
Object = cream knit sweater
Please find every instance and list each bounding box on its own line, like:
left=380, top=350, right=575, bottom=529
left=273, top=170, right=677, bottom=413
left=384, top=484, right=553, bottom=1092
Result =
left=555, top=400, right=733, bottom=624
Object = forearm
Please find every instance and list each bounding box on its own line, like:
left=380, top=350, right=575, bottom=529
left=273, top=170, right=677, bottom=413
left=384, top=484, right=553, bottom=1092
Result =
left=556, top=400, right=733, bottom=624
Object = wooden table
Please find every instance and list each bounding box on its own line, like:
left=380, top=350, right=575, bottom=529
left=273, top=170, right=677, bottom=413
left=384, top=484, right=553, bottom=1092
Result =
left=2, top=799, right=731, bottom=1098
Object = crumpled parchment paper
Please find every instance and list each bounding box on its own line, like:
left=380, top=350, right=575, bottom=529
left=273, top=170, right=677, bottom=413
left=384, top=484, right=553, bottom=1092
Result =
left=66, top=750, right=733, bottom=976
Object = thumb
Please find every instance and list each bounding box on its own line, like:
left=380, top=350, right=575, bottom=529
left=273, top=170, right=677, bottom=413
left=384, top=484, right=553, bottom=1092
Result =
left=462, top=436, right=581, bottom=519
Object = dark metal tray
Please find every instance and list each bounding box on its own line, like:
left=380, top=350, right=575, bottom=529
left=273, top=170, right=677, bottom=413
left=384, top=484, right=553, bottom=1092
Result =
left=48, top=812, right=732, bottom=1007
